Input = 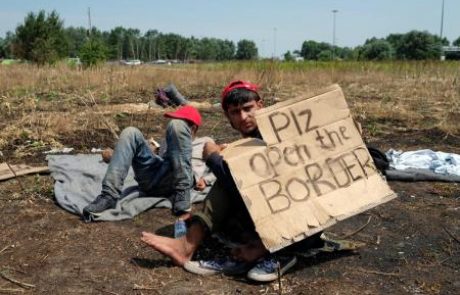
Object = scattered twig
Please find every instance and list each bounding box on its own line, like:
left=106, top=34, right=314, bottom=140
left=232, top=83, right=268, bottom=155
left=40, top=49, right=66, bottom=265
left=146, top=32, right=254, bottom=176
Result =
left=438, top=256, right=452, bottom=264
left=133, top=284, right=160, bottom=294
left=0, top=245, right=13, bottom=255
left=340, top=215, right=373, bottom=239
left=355, top=267, right=401, bottom=277
left=0, top=271, right=35, bottom=289
left=442, top=226, right=460, bottom=244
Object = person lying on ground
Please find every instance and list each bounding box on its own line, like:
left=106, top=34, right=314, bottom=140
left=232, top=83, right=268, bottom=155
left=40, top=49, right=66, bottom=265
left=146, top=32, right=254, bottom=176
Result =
left=141, top=80, right=324, bottom=282
left=82, top=105, right=202, bottom=223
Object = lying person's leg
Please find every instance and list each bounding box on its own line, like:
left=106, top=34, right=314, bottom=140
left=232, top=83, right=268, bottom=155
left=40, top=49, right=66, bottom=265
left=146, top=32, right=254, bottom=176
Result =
left=83, top=127, right=161, bottom=219
left=163, top=119, right=194, bottom=216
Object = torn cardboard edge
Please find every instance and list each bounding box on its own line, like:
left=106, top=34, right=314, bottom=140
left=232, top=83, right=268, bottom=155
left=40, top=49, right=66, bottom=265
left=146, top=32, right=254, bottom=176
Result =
left=0, top=162, right=49, bottom=181
left=223, top=84, right=397, bottom=252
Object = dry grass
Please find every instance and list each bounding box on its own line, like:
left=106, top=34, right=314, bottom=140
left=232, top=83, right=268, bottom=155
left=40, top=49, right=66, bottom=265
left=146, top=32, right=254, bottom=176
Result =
left=1, top=61, right=459, bottom=154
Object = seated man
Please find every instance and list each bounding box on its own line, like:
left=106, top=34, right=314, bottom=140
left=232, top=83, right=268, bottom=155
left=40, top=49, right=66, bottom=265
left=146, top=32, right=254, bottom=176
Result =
left=83, top=105, right=202, bottom=222
left=141, top=81, right=323, bottom=282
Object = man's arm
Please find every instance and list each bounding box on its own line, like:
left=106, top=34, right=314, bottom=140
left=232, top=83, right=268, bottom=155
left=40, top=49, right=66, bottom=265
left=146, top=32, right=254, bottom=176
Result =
left=203, top=142, right=238, bottom=192
left=205, top=152, right=231, bottom=181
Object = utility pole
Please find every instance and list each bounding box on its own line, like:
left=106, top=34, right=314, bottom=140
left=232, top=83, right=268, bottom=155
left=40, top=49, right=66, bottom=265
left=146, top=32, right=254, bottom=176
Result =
left=87, top=7, right=92, bottom=52
left=440, top=0, right=445, bottom=39
left=440, top=0, right=446, bottom=60
left=87, top=7, right=92, bottom=36
left=332, top=9, right=338, bottom=60
left=273, top=27, right=277, bottom=59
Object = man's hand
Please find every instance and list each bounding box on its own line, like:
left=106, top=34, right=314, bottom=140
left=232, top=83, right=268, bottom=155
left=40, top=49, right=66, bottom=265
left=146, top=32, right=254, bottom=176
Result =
left=194, top=177, right=206, bottom=191
left=202, top=142, right=227, bottom=160
left=102, top=148, right=113, bottom=163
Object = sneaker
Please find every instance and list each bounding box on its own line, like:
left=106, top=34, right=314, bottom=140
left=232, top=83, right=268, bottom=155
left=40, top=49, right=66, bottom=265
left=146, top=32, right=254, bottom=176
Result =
left=172, top=190, right=191, bottom=216
left=82, top=194, right=117, bottom=219
left=184, top=258, right=251, bottom=276
left=155, top=88, right=170, bottom=107
left=163, top=83, right=189, bottom=106
left=247, top=255, right=297, bottom=282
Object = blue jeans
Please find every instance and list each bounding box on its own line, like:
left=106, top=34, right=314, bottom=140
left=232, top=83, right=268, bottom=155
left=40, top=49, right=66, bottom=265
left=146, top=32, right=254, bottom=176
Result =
left=101, top=119, right=193, bottom=213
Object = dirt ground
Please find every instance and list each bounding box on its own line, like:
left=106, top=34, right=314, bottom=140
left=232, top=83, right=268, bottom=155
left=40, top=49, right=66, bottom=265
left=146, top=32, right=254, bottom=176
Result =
left=0, top=96, right=459, bottom=294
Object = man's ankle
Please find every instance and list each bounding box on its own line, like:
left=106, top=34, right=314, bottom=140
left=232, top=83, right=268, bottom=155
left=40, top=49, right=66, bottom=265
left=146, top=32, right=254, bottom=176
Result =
left=178, top=212, right=192, bottom=221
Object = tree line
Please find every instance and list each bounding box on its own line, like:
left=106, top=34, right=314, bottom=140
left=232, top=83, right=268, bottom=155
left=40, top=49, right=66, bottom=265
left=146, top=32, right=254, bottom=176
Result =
left=0, top=11, right=257, bottom=66
left=288, top=31, right=459, bottom=62
left=1, top=10, right=459, bottom=66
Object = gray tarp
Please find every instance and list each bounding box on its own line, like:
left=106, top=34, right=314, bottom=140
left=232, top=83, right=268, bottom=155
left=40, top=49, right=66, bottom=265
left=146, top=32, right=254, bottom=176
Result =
left=386, top=168, right=460, bottom=182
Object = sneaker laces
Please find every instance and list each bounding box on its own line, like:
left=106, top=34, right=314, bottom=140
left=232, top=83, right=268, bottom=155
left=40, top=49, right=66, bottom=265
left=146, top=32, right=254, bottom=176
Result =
left=199, top=259, right=226, bottom=271
left=255, top=257, right=278, bottom=273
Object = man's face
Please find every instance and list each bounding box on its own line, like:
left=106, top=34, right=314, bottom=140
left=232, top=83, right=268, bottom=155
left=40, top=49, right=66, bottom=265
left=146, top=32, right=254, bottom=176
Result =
left=225, top=100, right=264, bottom=137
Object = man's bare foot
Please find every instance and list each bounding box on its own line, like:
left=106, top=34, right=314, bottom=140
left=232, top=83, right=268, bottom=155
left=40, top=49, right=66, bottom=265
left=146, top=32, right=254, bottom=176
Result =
left=141, top=222, right=206, bottom=266
left=141, top=232, right=195, bottom=266
left=231, top=239, right=268, bottom=263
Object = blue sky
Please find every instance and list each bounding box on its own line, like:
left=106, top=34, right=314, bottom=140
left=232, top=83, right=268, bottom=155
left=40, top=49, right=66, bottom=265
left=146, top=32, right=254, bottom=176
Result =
left=1, top=0, right=458, bottom=57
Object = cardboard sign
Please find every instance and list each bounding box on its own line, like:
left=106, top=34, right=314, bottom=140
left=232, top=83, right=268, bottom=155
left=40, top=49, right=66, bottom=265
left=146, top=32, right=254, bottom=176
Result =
left=222, top=84, right=396, bottom=252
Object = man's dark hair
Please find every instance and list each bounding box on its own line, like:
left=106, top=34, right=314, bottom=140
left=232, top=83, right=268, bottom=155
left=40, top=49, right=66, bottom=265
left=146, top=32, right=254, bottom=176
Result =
left=222, top=88, right=261, bottom=112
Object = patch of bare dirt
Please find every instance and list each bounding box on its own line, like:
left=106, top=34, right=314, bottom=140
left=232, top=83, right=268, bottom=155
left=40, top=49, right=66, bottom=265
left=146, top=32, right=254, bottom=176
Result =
left=0, top=104, right=459, bottom=295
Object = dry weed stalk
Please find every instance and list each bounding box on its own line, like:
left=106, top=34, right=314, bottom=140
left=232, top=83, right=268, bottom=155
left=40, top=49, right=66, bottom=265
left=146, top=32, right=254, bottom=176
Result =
left=1, top=61, right=459, bottom=140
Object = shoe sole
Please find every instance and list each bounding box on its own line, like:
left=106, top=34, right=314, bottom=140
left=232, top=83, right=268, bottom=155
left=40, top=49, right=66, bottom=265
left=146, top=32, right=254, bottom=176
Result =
left=247, top=256, right=297, bottom=282
left=183, top=261, right=221, bottom=276
left=184, top=260, right=252, bottom=276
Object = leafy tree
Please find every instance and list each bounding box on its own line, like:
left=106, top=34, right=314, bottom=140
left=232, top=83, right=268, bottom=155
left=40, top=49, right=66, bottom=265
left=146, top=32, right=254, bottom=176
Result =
left=385, top=33, right=404, bottom=52
left=1, top=32, right=15, bottom=58
left=434, top=36, right=449, bottom=46
left=359, top=38, right=393, bottom=60
left=183, top=36, right=200, bottom=61
left=123, top=28, right=141, bottom=59
left=107, top=27, right=127, bottom=60
left=197, top=38, right=219, bottom=60
left=317, top=50, right=332, bottom=61
left=390, top=30, right=441, bottom=60
left=0, top=37, right=4, bottom=57
left=161, top=33, right=186, bottom=60
left=65, top=26, right=88, bottom=57
left=300, top=40, right=331, bottom=60
left=143, top=29, right=159, bottom=61
left=335, top=46, right=354, bottom=60
left=217, top=39, right=235, bottom=60
left=283, top=50, right=294, bottom=61
left=12, top=10, right=68, bottom=64
left=80, top=37, right=107, bottom=67
left=236, top=39, right=258, bottom=60
left=453, top=37, right=460, bottom=46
